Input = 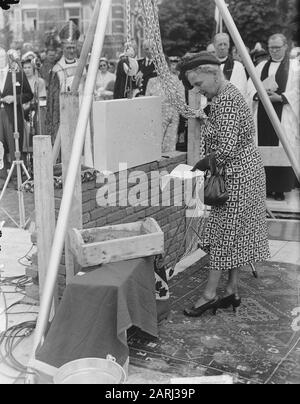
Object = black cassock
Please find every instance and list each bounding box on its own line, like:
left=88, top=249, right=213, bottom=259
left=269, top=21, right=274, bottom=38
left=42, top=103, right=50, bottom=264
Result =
left=0, top=69, right=33, bottom=162
left=257, top=57, right=298, bottom=194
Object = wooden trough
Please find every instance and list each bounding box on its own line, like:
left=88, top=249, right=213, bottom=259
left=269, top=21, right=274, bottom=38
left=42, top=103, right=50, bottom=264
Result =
left=267, top=219, right=300, bottom=242
left=69, top=218, right=164, bottom=267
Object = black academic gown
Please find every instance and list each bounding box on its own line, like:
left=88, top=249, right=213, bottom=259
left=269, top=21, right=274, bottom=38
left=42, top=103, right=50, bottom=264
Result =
left=0, top=68, right=33, bottom=151
left=137, top=58, right=157, bottom=96
left=257, top=57, right=297, bottom=194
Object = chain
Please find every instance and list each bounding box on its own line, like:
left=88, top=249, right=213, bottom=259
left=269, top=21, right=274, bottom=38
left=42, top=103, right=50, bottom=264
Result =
left=139, top=0, right=207, bottom=263
left=140, top=0, right=207, bottom=121
left=125, top=0, right=132, bottom=46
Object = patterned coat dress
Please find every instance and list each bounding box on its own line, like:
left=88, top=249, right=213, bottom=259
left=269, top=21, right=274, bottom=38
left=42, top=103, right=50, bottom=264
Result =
left=199, top=82, right=270, bottom=271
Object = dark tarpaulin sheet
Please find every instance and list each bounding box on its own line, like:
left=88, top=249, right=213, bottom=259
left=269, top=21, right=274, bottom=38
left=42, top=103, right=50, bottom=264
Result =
left=36, top=258, right=158, bottom=368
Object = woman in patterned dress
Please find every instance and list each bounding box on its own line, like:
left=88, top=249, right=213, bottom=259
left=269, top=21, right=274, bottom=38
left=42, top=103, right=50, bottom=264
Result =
left=177, top=52, right=270, bottom=317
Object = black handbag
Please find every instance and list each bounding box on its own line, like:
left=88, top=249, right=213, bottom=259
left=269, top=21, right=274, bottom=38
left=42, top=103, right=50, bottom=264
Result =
left=204, top=155, right=229, bottom=206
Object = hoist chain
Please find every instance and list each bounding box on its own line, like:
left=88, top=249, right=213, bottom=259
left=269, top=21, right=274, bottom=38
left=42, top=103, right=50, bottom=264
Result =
left=140, top=0, right=207, bottom=122
left=125, top=0, right=132, bottom=45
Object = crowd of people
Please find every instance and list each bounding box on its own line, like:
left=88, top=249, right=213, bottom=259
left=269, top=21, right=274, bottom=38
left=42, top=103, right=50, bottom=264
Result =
left=0, top=18, right=299, bottom=320
left=0, top=21, right=299, bottom=202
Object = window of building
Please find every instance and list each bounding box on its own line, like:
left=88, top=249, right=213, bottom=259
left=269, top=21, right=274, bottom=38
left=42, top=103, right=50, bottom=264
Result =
left=65, top=6, right=82, bottom=29
left=23, top=9, right=38, bottom=31
left=64, top=1, right=113, bottom=36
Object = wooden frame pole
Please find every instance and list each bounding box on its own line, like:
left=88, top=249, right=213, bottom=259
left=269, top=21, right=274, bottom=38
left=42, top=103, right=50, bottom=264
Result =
left=60, top=93, right=83, bottom=283
left=33, top=136, right=56, bottom=302
left=29, top=0, right=112, bottom=364
left=71, top=0, right=102, bottom=93
left=215, top=0, right=300, bottom=182
left=52, top=0, right=102, bottom=165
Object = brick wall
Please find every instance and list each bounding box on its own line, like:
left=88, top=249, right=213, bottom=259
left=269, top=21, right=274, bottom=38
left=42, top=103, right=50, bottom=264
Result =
left=54, top=152, right=188, bottom=296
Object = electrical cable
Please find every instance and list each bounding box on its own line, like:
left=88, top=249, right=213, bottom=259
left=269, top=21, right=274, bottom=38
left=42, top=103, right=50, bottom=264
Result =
left=1, top=268, right=37, bottom=377
left=0, top=299, right=39, bottom=317
left=17, top=244, right=35, bottom=267
left=0, top=266, right=38, bottom=379
left=5, top=322, right=36, bottom=372
left=0, top=320, right=37, bottom=375
left=0, top=272, right=10, bottom=372
left=0, top=289, right=8, bottom=333
left=0, top=275, right=33, bottom=294
left=0, top=300, right=22, bottom=317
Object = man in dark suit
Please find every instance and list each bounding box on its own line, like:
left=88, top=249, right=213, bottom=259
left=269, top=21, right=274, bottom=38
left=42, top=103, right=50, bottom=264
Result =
left=0, top=47, right=33, bottom=181
left=136, top=39, right=157, bottom=96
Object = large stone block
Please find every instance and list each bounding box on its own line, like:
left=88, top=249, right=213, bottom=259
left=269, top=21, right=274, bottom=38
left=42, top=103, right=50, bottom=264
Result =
left=92, top=97, right=162, bottom=173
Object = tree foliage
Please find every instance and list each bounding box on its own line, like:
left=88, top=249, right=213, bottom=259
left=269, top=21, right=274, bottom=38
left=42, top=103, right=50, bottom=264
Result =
left=158, top=0, right=215, bottom=56
left=158, top=0, right=298, bottom=55
left=227, top=0, right=298, bottom=48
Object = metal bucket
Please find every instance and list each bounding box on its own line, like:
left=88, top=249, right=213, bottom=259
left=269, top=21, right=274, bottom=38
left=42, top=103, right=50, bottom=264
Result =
left=53, top=356, right=126, bottom=385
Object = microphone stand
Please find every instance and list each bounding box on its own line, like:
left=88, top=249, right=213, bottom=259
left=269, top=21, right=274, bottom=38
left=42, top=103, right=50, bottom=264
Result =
left=0, top=61, right=31, bottom=229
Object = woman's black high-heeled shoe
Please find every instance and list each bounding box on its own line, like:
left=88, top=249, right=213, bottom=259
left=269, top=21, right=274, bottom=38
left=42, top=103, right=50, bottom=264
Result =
left=218, top=294, right=241, bottom=313
left=183, top=296, right=220, bottom=318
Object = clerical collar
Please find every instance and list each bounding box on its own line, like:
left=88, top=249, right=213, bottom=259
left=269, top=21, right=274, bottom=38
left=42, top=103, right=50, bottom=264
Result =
left=271, top=59, right=283, bottom=63
left=219, top=57, right=228, bottom=64
left=64, top=58, right=76, bottom=65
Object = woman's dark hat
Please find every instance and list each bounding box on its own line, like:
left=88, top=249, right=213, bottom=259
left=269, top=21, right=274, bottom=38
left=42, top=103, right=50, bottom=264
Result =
left=177, top=51, right=221, bottom=90
left=169, top=56, right=180, bottom=63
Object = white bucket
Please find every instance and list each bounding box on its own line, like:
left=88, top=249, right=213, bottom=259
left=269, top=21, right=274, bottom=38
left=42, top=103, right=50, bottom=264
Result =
left=53, top=356, right=126, bottom=385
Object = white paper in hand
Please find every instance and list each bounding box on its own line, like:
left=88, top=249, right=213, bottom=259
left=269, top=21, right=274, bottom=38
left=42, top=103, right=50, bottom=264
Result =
left=263, top=75, right=278, bottom=92
left=160, top=164, right=204, bottom=191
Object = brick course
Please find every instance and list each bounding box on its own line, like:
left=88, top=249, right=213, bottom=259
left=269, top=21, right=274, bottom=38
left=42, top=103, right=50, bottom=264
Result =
left=55, top=152, right=188, bottom=296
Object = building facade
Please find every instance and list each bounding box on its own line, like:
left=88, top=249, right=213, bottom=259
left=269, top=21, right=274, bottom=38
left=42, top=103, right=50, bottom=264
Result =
left=1, top=0, right=134, bottom=59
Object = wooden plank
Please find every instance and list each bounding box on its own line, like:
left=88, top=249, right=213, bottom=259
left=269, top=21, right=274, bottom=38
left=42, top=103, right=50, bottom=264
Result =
left=60, top=93, right=83, bottom=282
left=51, top=0, right=101, bottom=165
left=267, top=219, right=300, bottom=242
left=52, top=129, right=61, bottom=165
left=82, top=234, right=164, bottom=267
left=33, top=136, right=57, bottom=302
left=69, top=219, right=164, bottom=268
left=259, top=147, right=300, bottom=167
left=171, top=375, right=234, bottom=384
left=267, top=191, right=300, bottom=214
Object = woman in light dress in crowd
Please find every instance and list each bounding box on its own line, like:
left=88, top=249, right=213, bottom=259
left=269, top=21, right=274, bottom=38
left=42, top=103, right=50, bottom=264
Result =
left=95, top=57, right=116, bottom=100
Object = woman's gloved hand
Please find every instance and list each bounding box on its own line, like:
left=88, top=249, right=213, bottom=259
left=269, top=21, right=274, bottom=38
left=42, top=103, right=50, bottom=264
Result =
left=191, top=155, right=211, bottom=172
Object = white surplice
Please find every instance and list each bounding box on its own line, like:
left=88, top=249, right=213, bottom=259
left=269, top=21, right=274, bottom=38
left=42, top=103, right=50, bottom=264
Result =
left=247, top=59, right=300, bottom=156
